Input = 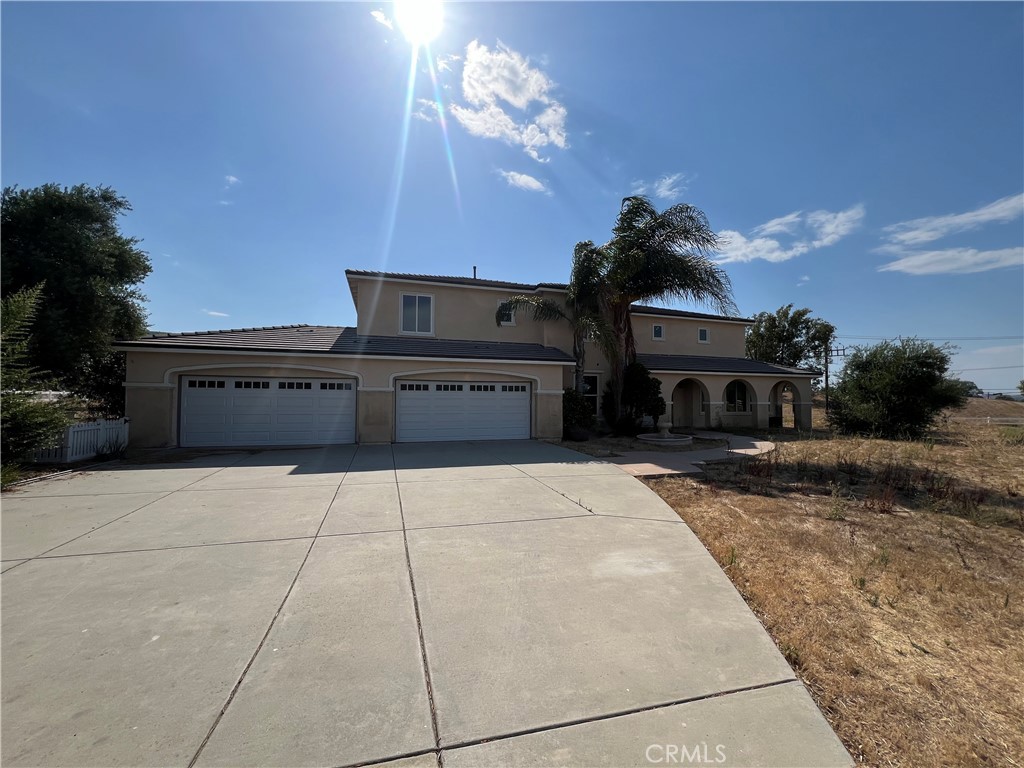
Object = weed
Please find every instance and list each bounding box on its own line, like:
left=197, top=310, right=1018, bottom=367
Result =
left=827, top=481, right=847, bottom=520
left=1, top=464, right=22, bottom=487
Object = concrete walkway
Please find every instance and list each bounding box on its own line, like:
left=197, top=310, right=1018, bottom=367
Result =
left=1, top=441, right=849, bottom=767
left=608, top=431, right=776, bottom=477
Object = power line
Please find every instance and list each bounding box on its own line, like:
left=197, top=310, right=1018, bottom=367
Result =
left=952, top=365, right=1023, bottom=372
left=835, top=335, right=1024, bottom=341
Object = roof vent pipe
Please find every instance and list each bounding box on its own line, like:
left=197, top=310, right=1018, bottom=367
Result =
left=473, top=265, right=477, bottom=279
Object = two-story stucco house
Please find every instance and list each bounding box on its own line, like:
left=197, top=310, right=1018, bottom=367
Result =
left=116, top=270, right=818, bottom=447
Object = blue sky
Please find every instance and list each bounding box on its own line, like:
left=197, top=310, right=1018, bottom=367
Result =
left=3, top=1, right=1022, bottom=392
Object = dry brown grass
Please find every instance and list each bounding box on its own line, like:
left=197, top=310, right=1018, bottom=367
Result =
left=649, top=421, right=1024, bottom=767
left=952, top=398, right=1024, bottom=420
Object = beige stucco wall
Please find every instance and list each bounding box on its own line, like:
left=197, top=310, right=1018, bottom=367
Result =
left=352, top=277, right=555, bottom=345
left=123, top=350, right=567, bottom=447
left=631, top=314, right=748, bottom=357
left=348, top=276, right=750, bottom=359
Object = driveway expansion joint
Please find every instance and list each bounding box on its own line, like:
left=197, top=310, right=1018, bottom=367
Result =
left=185, top=451, right=355, bottom=768
left=392, top=444, right=445, bottom=763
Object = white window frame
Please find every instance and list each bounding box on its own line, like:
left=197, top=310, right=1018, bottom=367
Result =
left=652, top=323, right=665, bottom=341
left=698, top=327, right=711, bottom=344
left=497, top=300, right=516, bottom=327
left=399, top=293, right=435, bottom=336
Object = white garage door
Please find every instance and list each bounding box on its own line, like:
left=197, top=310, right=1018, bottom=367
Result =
left=179, top=376, right=356, bottom=447
left=396, top=380, right=531, bottom=442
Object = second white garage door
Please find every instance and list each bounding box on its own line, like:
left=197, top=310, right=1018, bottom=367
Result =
left=395, top=381, right=531, bottom=442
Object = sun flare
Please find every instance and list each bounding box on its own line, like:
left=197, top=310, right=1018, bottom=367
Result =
left=394, top=0, right=443, bottom=46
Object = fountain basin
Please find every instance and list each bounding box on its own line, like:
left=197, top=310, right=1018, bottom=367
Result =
left=636, top=433, right=694, bottom=446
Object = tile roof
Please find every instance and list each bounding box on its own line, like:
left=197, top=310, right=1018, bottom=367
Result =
left=638, top=353, right=820, bottom=377
left=118, top=325, right=575, bottom=363
left=345, top=269, right=567, bottom=292
left=631, top=305, right=753, bottom=323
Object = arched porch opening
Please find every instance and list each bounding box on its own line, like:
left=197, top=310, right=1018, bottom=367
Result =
left=769, top=379, right=811, bottom=431
left=671, top=378, right=711, bottom=430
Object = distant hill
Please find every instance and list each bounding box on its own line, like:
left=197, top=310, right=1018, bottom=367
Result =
left=949, top=398, right=1024, bottom=419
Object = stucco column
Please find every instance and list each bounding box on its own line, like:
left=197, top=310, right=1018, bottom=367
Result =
left=794, top=401, right=813, bottom=431
left=357, top=390, right=394, bottom=443
left=534, top=392, right=562, bottom=439
left=755, top=402, right=771, bottom=429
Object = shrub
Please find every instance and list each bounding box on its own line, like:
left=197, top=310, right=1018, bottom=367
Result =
left=562, top=388, right=595, bottom=433
left=828, top=339, right=966, bottom=440
left=601, top=362, right=666, bottom=435
left=1, top=285, right=72, bottom=468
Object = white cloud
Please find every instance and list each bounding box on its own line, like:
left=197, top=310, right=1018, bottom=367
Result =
left=218, top=200, right=233, bottom=206
left=882, top=193, right=1024, bottom=247
left=715, top=204, right=864, bottom=264
left=498, top=170, right=550, bottom=195
left=629, top=173, right=691, bottom=201
left=654, top=173, right=687, bottom=200
left=753, top=211, right=803, bottom=237
left=412, top=98, right=441, bottom=123
left=797, top=275, right=811, bottom=287
left=224, top=175, right=241, bottom=186
left=436, top=53, right=460, bottom=73
left=201, top=309, right=230, bottom=317
left=370, top=10, right=393, bottom=30
left=878, top=247, right=1023, bottom=275
left=807, top=204, right=866, bottom=247
left=449, top=40, right=568, bottom=163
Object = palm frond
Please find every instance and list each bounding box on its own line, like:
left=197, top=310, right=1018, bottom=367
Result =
left=495, top=295, right=568, bottom=326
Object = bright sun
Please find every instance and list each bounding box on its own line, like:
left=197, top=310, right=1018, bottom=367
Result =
left=394, top=0, right=443, bottom=46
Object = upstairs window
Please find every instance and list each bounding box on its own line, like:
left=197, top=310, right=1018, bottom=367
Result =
left=401, top=294, right=433, bottom=335
left=497, top=300, right=516, bottom=326
left=652, top=324, right=665, bottom=341
left=698, top=327, right=710, bottom=344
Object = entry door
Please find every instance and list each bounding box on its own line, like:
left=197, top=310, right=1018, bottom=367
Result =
left=395, top=381, right=531, bottom=442
left=179, top=376, right=356, bottom=446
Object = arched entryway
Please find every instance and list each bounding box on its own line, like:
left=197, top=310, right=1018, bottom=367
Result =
left=768, top=379, right=810, bottom=431
left=671, top=378, right=711, bottom=429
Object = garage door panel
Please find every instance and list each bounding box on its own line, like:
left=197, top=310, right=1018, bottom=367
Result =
left=396, top=381, right=530, bottom=442
left=180, top=377, right=356, bottom=447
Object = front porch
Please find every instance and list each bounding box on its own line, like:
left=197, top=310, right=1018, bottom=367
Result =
left=654, top=372, right=815, bottom=432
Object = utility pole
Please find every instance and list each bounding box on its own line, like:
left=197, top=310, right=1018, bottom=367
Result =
left=824, top=346, right=847, bottom=413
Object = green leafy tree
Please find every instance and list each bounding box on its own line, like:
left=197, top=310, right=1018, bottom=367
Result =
left=828, top=339, right=967, bottom=439
left=947, top=379, right=983, bottom=398
left=1, top=285, right=72, bottom=472
left=745, top=304, right=835, bottom=369
left=1, top=184, right=151, bottom=414
left=1018, top=380, right=1024, bottom=397
left=497, top=242, right=616, bottom=392
left=599, top=196, right=736, bottom=419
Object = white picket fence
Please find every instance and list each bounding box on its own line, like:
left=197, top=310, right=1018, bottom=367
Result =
left=34, top=418, right=130, bottom=464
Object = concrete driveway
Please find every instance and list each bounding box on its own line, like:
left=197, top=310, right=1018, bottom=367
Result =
left=1, top=441, right=850, bottom=767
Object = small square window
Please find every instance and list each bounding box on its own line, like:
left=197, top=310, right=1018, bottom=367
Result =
left=653, top=324, right=664, bottom=341
left=698, top=328, right=710, bottom=344
left=497, top=301, right=515, bottom=326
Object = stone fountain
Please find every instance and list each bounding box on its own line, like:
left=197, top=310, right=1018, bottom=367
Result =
left=636, top=416, right=694, bottom=446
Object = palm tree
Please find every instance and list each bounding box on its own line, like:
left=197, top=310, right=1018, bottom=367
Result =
left=602, top=196, right=737, bottom=416
left=496, top=242, right=615, bottom=392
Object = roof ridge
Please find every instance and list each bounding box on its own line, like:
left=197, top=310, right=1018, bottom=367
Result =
left=345, top=269, right=567, bottom=291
